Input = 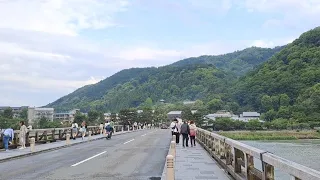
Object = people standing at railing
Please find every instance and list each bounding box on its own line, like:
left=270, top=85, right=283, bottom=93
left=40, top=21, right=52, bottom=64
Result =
left=19, top=121, right=28, bottom=149
left=80, top=121, right=87, bottom=140
left=180, top=120, right=190, bottom=148
left=189, top=120, right=197, bottom=147
left=2, top=127, right=14, bottom=151
left=99, top=123, right=104, bottom=135
left=71, top=121, right=78, bottom=140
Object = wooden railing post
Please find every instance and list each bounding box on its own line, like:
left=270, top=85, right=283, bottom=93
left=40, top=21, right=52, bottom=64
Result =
left=246, top=154, right=255, bottom=180
left=263, top=162, right=275, bottom=180
left=234, top=148, right=242, bottom=173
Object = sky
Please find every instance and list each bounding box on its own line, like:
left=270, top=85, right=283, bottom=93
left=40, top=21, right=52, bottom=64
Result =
left=0, top=0, right=320, bottom=107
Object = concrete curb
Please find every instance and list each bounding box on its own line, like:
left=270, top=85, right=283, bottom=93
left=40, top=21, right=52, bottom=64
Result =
left=161, top=135, right=175, bottom=180
left=0, top=130, right=144, bottom=163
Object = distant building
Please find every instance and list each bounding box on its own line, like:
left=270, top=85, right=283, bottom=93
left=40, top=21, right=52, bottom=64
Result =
left=183, top=101, right=196, bottom=105
left=204, top=110, right=233, bottom=121
left=159, top=99, right=165, bottom=103
left=0, top=106, right=28, bottom=118
left=28, top=107, right=54, bottom=124
left=167, top=111, right=182, bottom=120
left=54, top=109, right=80, bottom=122
left=137, top=110, right=143, bottom=114
left=232, top=112, right=262, bottom=122
left=191, top=110, right=197, bottom=114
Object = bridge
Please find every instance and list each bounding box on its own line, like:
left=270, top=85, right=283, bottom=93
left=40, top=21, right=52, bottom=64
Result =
left=1, top=127, right=320, bottom=180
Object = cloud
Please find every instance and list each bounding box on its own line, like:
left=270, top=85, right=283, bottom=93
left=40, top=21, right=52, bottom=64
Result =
left=243, top=0, right=320, bottom=29
left=0, top=0, right=318, bottom=107
left=0, top=0, right=129, bottom=36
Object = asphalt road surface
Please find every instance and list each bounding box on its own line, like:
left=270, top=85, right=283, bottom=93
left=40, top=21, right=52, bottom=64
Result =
left=0, top=129, right=171, bottom=180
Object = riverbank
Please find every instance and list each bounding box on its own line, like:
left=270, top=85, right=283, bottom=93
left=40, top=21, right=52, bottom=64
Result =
left=218, top=130, right=320, bottom=140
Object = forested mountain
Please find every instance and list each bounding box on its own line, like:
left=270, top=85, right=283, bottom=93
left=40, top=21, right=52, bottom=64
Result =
left=48, top=64, right=237, bottom=112
left=234, top=27, right=320, bottom=122
left=171, top=46, right=285, bottom=76
left=47, top=46, right=283, bottom=112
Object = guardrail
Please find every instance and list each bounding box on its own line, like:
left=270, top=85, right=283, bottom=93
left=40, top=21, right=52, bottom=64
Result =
left=196, top=128, right=320, bottom=180
left=0, top=125, right=144, bottom=149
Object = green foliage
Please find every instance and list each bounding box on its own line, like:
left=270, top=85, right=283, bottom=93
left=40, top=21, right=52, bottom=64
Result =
left=3, top=108, right=13, bottom=119
left=235, top=27, right=320, bottom=122
left=74, top=112, right=87, bottom=124
left=46, top=46, right=283, bottom=112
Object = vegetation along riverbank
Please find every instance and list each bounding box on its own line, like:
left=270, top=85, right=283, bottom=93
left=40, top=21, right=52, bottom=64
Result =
left=217, top=130, right=320, bottom=140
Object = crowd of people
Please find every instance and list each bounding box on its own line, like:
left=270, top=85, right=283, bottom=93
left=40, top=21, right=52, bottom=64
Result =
left=1, top=121, right=30, bottom=151
left=170, top=118, right=197, bottom=147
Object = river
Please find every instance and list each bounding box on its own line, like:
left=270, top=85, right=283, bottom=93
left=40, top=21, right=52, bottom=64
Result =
left=241, top=139, right=320, bottom=179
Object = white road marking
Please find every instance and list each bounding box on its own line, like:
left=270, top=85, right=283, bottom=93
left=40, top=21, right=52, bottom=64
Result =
left=123, top=139, right=135, bottom=144
left=71, top=151, right=107, bottom=167
left=141, top=134, right=147, bottom=137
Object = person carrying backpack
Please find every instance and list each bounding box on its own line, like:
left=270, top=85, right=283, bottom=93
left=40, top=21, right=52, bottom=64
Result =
left=189, top=120, right=197, bottom=147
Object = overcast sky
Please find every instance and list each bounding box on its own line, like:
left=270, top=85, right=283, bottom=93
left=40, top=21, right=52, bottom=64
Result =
left=1, top=0, right=319, bottom=107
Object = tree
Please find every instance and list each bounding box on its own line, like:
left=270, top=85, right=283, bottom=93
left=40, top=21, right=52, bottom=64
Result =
left=87, top=110, right=100, bottom=125
left=207, top=98, right=223, bottom=112
left=279, top=94, right=290, bottom=107
left=74, top=112, right=87, bottom=124
left=246, top=119, right=262, bottom=131
left=119, top=108, right=137, bottom=126
left=110, top=113, right=117, bottom=122
left=181, top=107, right=193, bottom=120
left=261, top=95, right=273, bottom=112
left=20, top=108, right=28, bottom=120
left=3, top=108, right=13, bottom=119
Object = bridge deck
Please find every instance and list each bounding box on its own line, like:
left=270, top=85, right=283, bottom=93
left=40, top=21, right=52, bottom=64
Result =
left=162, top=138, right=231, bottom=180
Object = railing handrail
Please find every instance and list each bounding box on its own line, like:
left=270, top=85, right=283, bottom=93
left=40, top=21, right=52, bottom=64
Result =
left=198, top=128, right=320, bottom=180
left=11, top=125, right=124, bottom=133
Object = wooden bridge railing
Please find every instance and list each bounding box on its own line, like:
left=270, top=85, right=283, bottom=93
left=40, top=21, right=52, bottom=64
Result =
left=0, top=125, right=137, bottom=149
left=196, top=128, right=320, bottom=180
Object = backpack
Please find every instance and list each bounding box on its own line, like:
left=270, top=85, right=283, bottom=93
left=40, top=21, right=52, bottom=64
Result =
left=190, top=129, right=196, bottom=136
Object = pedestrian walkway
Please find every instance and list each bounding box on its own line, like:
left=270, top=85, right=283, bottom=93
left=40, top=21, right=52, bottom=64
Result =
left=162, top=140, right=231, bottom=180
left=0, top=130, right=135, bottom=162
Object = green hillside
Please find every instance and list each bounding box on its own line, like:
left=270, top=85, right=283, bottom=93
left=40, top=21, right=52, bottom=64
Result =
left=171, top=46, right=285, bottom=76
left=234, top=27, right=320, bottom=122
left=46, top=46, right=282, bottom=112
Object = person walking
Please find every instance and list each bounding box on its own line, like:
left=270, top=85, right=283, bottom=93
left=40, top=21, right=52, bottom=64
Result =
left=180, top=121, right=190, bottom=148
left=19, top=121, right=28, bottom=149
left=2, top=127, right=14, bottom=151
left=189, top=120, right=197, bottom=147
left=71, top=121, right=78, bottom=140
left=99, top=123, right=104, bottom=135
left=170, top=119, right=181, bottom=144
left=110, top=120, right=115, bottom=133
left=80, top=121, right=87, bottom=140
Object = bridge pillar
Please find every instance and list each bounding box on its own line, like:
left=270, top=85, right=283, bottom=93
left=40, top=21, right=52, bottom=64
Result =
left=172, top=135, right=176, bottom=142
left=88, top=131, right=92, bottom=140
left=166, top=155, right=174, bottom=180
left=127, top=125, right=130, bottom=131
left=66, top=134, right=70, bottom=145
left=30, top=138, right=35, bottom=152
left=121, top=127, right=124, bottom=132
left=170, top=141, right=176, bottom=157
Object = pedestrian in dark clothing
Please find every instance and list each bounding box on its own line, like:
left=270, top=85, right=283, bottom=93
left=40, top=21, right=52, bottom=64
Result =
left=180, top=121, right=190, bottom=147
